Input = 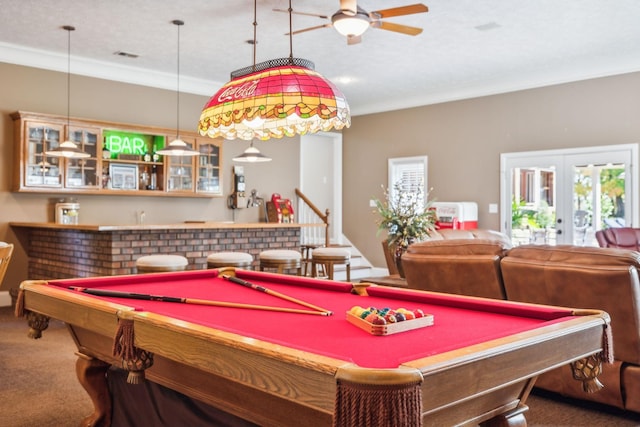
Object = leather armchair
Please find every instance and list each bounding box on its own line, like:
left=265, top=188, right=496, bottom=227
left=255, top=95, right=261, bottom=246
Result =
left=501, top=244, right=640, bottom=412
left=596, top=227, right=640, bottom=250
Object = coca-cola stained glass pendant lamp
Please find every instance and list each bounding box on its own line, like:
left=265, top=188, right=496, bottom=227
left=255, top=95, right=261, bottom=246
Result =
left=198, top=0, right=351, bottom=142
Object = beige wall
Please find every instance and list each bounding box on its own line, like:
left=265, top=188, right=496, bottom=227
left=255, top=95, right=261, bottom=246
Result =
left=0, top=62, right=300, bottom=290
left=2, top=61, right=640, bottom=287
left=344, top=72, right=640, bottom=268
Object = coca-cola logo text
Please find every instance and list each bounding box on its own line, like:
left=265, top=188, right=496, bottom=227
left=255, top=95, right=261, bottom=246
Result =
left=217, top=80, right=259, bottom=102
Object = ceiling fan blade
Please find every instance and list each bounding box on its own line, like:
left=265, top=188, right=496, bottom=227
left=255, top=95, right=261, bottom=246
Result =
left=347, top=34, right=362, bottom=45
left=376, top=21, right=423, bottom=36
left=287, top=23, right=333, bottom=36
left=273, top=8, right=329, bottom=20
left=371, top=4, right=429, bottom=19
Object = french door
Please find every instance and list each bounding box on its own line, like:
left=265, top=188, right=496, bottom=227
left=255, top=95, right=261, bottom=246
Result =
left=501, top=144, right=637, bottom=246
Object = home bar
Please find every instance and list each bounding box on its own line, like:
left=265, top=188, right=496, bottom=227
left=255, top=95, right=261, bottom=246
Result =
left=2, top=1, right=640, bottom=427
left=10, top=222, right=314, bottom=279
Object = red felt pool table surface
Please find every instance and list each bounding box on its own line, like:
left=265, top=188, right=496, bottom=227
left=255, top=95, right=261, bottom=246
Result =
left=18, top=268, right=610, bottom=427
left=52, top=269, right=571, bottom=369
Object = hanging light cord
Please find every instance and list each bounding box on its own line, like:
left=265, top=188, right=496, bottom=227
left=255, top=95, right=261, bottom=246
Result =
left=63, top=25, right=75, bottom=130
left=252, top=0, right=257, bottom=71
left=288, top=0, right=294, bottom=61
left=173, top=20, right=184, bottom=140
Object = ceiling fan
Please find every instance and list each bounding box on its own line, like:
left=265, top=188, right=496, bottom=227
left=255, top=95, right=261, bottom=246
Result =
left=274, top=1, right=429, bottom=45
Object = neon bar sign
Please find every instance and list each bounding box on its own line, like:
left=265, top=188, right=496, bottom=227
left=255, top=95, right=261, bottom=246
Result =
left=103, top=130, right=165, bottom=156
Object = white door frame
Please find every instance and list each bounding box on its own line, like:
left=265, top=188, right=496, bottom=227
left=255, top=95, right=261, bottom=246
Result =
left=299, top=132, right=343, bottom=243
left=500, top=143, right=638, bottom=243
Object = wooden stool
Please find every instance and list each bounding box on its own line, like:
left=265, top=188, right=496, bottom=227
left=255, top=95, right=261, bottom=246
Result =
left=207, top=252, right=253, bottom=269
left=311, top=247, right=351, bottom=281
left=136, top=254, right=188, bottom=273
left=259, top=250, right=302, bottom=275
left=300, top=243, right=323, bottom=276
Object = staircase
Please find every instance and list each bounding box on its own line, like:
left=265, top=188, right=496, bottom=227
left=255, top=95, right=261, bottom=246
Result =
left=296, top=189, right=383, bottom=281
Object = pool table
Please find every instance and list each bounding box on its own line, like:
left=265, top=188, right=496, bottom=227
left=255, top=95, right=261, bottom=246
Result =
left=16, top=268, right=611, bottom=427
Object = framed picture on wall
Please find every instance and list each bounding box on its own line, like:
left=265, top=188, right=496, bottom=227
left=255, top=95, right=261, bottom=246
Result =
left=109, top=163, right=138, bottom=190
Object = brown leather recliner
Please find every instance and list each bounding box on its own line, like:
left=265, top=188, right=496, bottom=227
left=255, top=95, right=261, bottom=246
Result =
left=401, top=229, right=512, bottom=299
left=501, top=244, right=640, bottom=412
left=596, top=227, right=640, bottom=250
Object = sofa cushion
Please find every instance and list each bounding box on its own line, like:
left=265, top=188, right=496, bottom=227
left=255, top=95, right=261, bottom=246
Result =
left=622, top=364, right=640, bottom=412
left=429, top=229, right=513, bottom=246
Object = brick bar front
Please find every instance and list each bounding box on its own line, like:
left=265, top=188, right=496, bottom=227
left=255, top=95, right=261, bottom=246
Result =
left=10, top=222, right=312, bottom=280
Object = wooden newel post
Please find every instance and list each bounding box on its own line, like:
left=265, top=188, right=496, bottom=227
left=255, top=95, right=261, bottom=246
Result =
left=325, top=208, right=330, bottom=247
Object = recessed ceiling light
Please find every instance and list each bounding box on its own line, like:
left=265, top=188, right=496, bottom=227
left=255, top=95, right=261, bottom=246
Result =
left=475, top=22, right=501, bottom=32
left=114, top=51, right=139, bottom=58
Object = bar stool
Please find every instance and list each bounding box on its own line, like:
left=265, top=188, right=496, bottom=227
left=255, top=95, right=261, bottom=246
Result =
left=207, top=252, right=253, bottom=269
left=300, top=243, right=323, bottom=276
left=258, top=249, right=302, bottom=275
left=311, top=247, right=351, bottom=281
left=136, top=254, right=188, bottom=273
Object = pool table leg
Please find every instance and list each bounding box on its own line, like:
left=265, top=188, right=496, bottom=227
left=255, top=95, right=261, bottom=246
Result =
left=481, top=405, right=528, bottom=427
left=76, top=352, right=112, bottom=427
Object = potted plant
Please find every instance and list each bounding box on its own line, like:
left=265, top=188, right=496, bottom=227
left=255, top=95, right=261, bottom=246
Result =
left=374, top=180, right=437, bottom=277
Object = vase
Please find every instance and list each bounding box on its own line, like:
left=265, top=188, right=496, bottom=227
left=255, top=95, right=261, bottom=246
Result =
left=394, top=244, right=407, bottom=278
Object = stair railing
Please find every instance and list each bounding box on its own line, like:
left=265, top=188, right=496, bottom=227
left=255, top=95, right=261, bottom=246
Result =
left=295, top=188, right=330, bottom=247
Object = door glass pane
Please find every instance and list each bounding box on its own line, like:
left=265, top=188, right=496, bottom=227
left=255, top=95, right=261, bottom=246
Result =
left=510, top=166, right=557, bottom=246
left=572, top=163, right=626, bottom=246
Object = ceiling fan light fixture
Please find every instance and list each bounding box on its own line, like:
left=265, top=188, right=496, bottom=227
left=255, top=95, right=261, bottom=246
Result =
left=331, top=10, right=371, bottom=37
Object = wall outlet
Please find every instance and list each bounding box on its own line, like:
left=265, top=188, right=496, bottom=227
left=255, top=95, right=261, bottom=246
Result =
left=369, top=199, right=377, bottom=208
left=489, top=203, right=498, bottom=214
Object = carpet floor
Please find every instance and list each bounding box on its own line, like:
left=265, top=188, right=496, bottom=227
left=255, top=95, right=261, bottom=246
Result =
left=2, top=306, right=640, bottom=426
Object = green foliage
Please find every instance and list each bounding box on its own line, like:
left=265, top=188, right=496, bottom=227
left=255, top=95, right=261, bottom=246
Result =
left=374, top=180, right=437, bottom=249
left=512, top=198, right=554, bottom=230
left=532, top=201, right=554, bottom=229
left=511, top=197, right=527, bottom=228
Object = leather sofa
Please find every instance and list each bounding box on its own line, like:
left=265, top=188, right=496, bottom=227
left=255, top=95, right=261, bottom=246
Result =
left=596, top=227, right=640, bottom=250
left=501, top=245, right=640, bottom=412
left=401, top=229, right=512, bottom=299
left=402, top=238, right=640, bottom=412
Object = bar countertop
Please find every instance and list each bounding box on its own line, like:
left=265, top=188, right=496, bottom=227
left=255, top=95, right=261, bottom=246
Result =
left=9, top=221, right=323, bottom=231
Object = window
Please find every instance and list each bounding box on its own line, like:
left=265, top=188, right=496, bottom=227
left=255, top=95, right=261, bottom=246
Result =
left=388, top=156, right=428, bottom=207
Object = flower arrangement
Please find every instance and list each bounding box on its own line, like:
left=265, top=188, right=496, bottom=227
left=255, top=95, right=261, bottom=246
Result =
left=374, top=180, right=437, bottom=250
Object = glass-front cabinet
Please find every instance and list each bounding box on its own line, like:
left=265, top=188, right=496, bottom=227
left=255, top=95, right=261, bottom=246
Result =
left=197, top=139, right=222, bottom=194
left=11, top=111, right=223, bottom=198
left=24, top=122, right=63, bottom=187
left=166, top=138, right=195, bottom=193
left=66, top=126, right=100, bottom=188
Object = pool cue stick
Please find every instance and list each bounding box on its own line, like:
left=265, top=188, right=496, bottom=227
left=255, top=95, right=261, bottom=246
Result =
left=68, top=287, right=331, bottom=316
left=221, top=274, right=333, bottom=315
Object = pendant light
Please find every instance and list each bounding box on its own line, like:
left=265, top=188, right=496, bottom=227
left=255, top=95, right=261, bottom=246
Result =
left=45, top=25, right=90, bottom=159
left=198, top=0, right=350, bottom=141
left=156, top=20, right=200, bottom=156
left=233, top=141, right=272, bottom=163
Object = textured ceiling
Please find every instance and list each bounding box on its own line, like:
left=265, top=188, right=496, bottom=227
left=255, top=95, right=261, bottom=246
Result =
left=1, top=0, right=639, bottom=116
